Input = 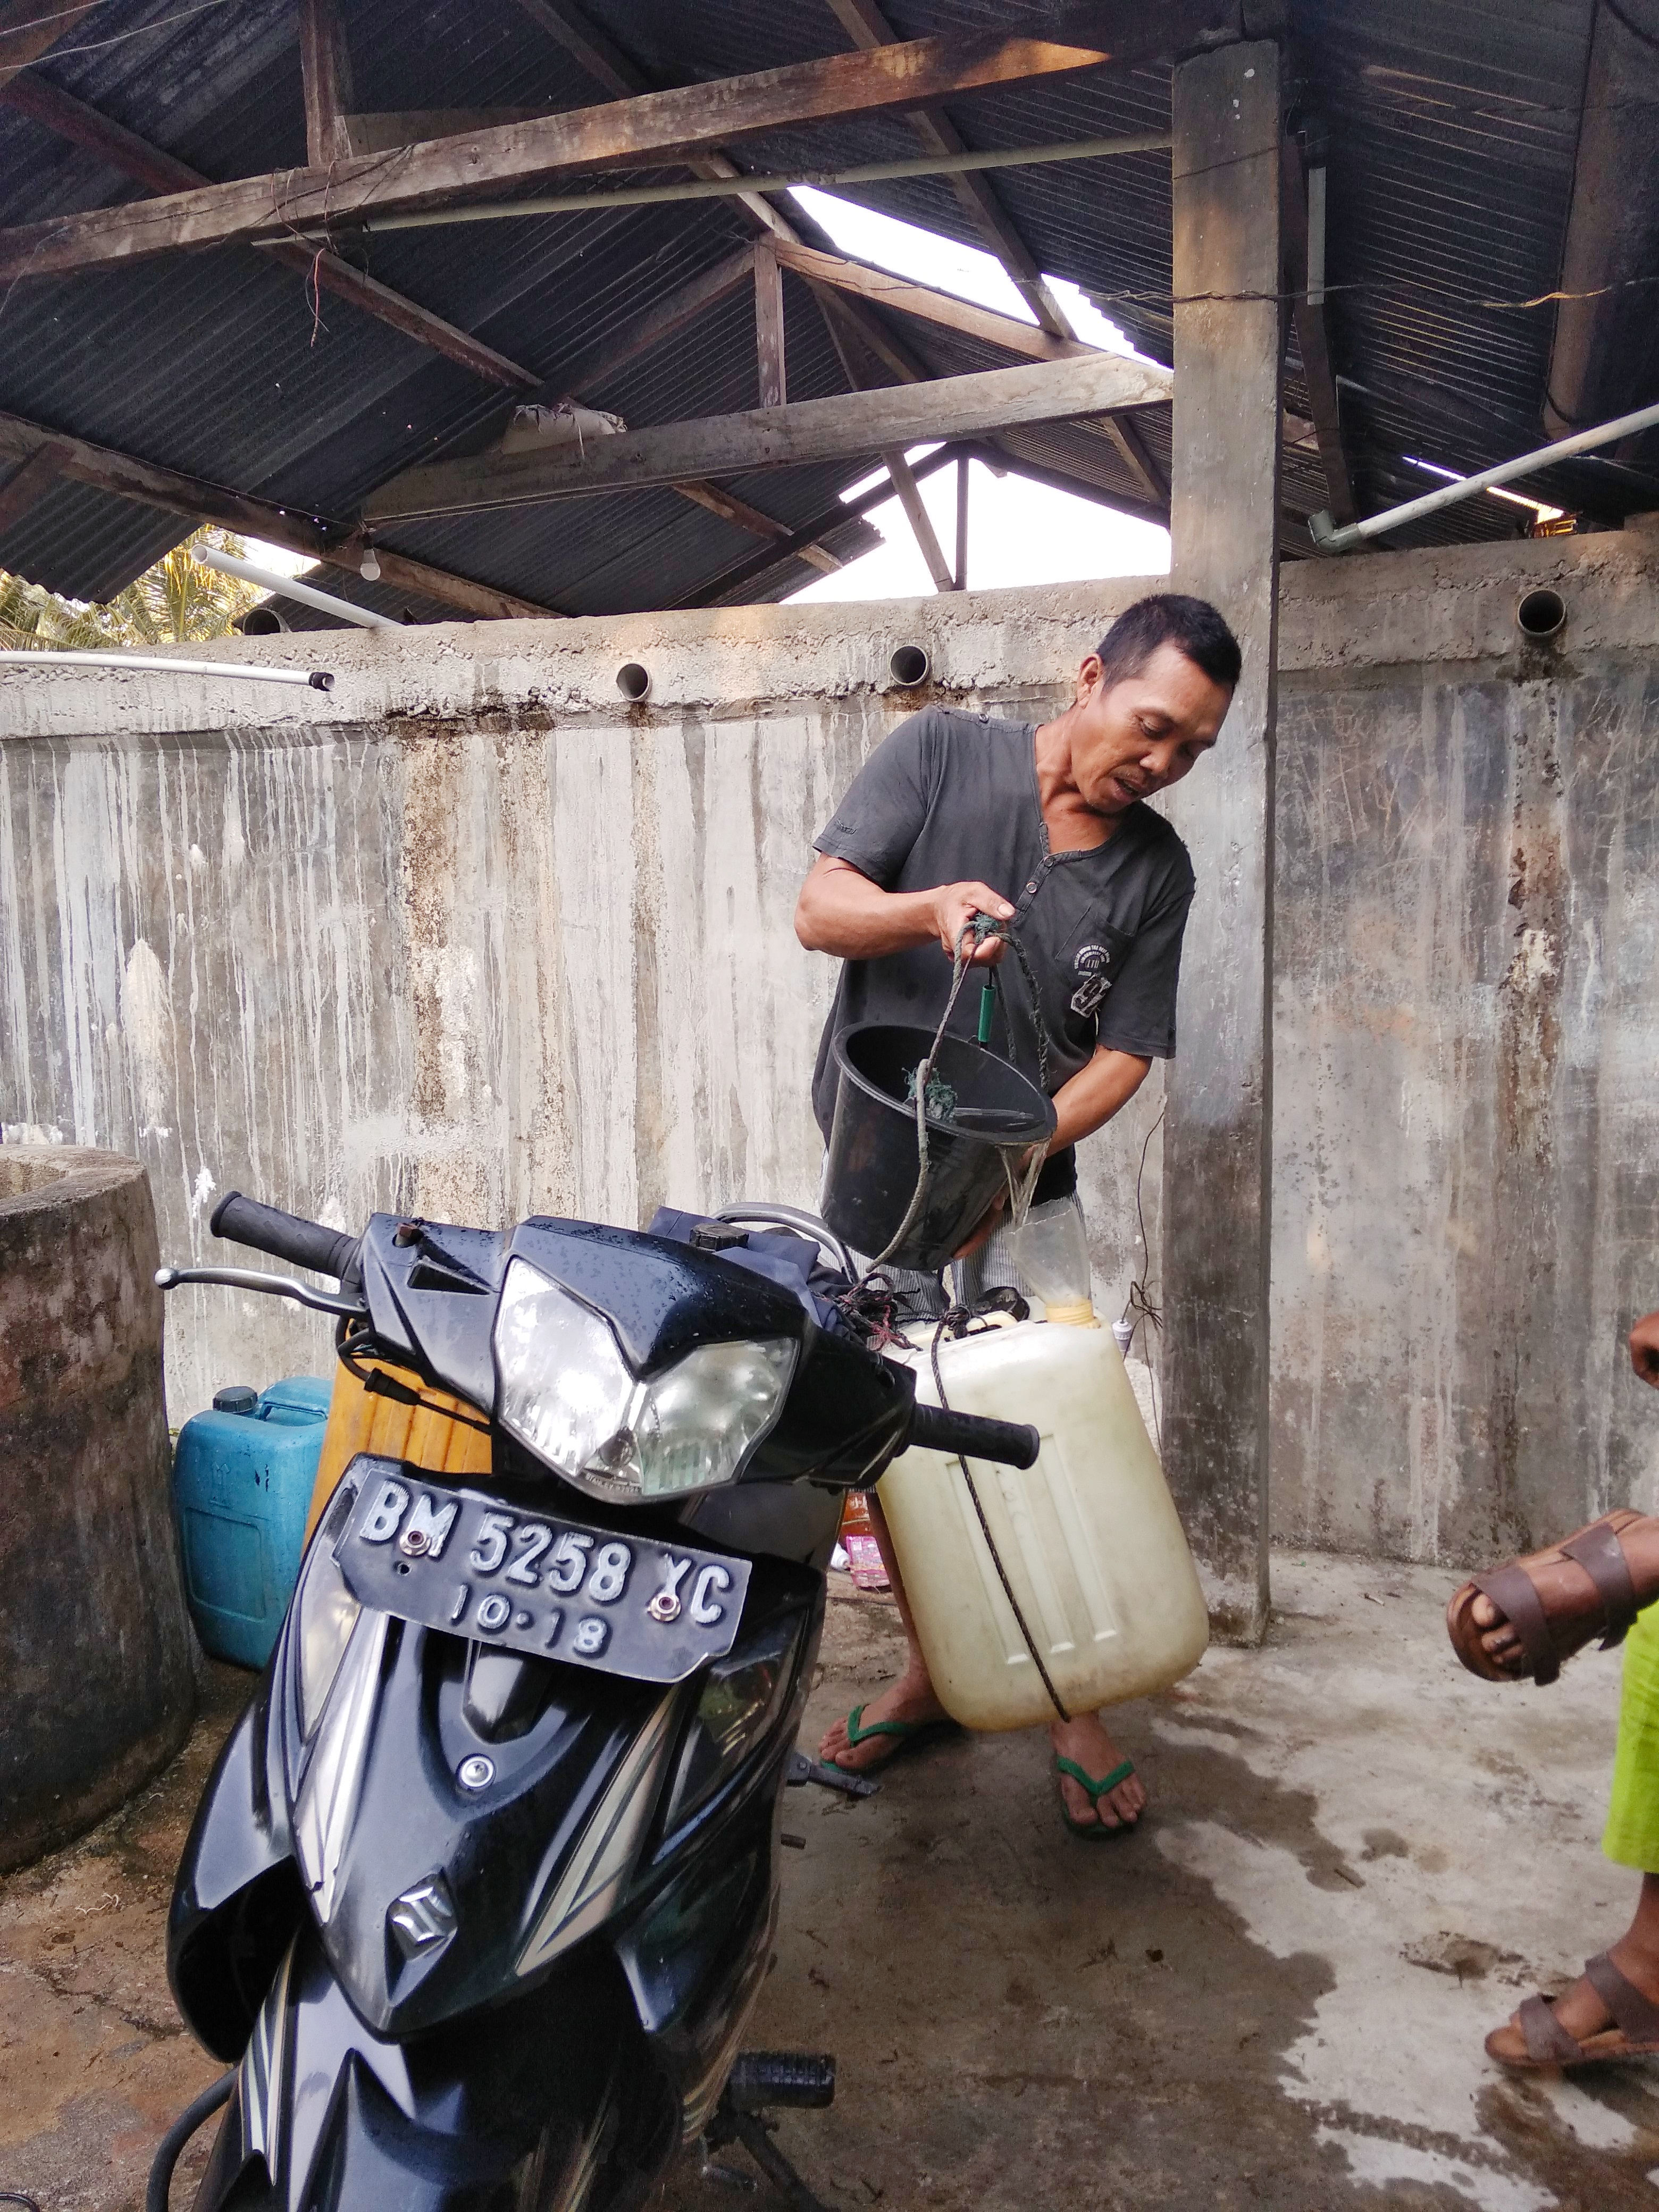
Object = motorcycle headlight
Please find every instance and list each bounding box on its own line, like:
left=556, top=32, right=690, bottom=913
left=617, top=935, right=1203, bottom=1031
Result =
left=493, top=1259, right=796, bottom=1502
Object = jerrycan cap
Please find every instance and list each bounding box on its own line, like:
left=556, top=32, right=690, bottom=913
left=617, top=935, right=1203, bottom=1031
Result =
left=212, top=1384, right=259, bottom=1415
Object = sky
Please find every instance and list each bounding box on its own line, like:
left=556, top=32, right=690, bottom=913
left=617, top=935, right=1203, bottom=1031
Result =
left=244, top=189, right=1172, bottom=598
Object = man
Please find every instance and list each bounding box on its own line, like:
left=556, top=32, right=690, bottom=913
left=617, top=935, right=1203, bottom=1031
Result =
left=794, top=592, right=1240, bottom=1834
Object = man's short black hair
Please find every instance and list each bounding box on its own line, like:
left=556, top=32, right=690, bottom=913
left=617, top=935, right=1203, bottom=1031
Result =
left=1095, top=592, right=1242, bottom=694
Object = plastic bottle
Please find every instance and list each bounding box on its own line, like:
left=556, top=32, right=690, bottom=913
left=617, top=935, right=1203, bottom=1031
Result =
left=876, top=1311, right=1207, bottom=1730
left=837, top=1491, right=891, bottom=1592
left=1007, top=1197, right=1097, bottom=1327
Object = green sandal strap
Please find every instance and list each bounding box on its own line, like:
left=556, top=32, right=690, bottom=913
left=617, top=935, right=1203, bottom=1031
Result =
left=844, top=1702, right=939, bottom=1746
left=1053, top=1753, right=1135, bottom=1801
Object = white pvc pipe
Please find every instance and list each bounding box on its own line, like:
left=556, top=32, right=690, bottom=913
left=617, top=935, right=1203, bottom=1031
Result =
left=1310, top=396, right=1659, bottom=553
left=258, top=131, right=1174, bottom=239
left=0, top=650, right=333, bottom=688
left=196, top=545, right=397, bottom=629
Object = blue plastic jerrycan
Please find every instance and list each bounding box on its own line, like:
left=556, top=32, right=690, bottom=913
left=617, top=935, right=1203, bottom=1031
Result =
left=172, top=1374, right=333, bottom=1668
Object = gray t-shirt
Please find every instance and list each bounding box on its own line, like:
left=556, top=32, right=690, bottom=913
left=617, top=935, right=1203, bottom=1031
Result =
left=810, top=707, right=1195, bottom=1170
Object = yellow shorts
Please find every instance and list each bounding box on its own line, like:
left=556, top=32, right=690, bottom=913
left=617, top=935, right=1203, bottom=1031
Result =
left=1604, top=1604, right=1659, bottom=1871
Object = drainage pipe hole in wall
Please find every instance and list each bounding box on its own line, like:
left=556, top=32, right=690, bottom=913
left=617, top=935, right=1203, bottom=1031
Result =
left=1516, top=588, right=1566, bottom=640
left=616, top=661, right=651, bottom=701
left=889, top=644, right=931, bottom=687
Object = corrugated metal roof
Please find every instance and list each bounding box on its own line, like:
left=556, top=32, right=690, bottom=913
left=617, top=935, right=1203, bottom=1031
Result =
left=0, top=0, right=1631, bottom=619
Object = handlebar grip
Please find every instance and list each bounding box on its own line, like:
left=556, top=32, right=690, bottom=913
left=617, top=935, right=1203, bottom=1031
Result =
left=210, top=1191, right=361, bottom=1285
left=907, top=1402, right=1040, bottom=1470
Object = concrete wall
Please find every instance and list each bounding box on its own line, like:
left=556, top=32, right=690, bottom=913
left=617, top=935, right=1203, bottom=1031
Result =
left=3, top=529, right=1657, bottom=1564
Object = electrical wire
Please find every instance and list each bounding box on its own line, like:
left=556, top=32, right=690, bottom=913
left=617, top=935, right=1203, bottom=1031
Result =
left=926, top=1306, right=1068, bottom=1723
left=0, top=0, right=240, bottom=62
left=1119, top=1100, right=1166, bottom=1455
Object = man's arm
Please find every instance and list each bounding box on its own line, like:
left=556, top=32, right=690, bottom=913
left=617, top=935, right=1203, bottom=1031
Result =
left=1048, top=1044, right=1152, bottom=1150
left=794, top=853, right=1013, bottom=967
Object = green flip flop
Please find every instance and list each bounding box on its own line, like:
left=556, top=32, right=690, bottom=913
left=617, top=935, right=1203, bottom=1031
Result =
left=829, top=1702, right=957, bottom=1772
left=1053, top=1753, right=1140, bottom=1840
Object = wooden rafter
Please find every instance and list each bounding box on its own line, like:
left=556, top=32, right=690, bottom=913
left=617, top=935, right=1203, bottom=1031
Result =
left=504, top=0, right=1094, bottom=472
left=0, top=86, right=825, bottom=575
left=671, top=480, right=842, bottom=572
left=0, top=71, right=539, bottom=394
left=821, top=0, right=1077, bottom=340
left=0, top=5, right=1239, bottom=279
left=799, top=231, right=1170, bottom=516
left=755, top=238, right=786, bottom=409
left=1281, top=132, right=1355, bottom=528
left=677, top=440, right=963, bottom=607
left=0, top=409, right=560, bottom=622
left=882, top=447, right=954, bottom=591
left=366, top=353, right=1172, bottom=522
left=298, top=0, right=354, bottom=169
left=770, top=237, right=1092, bottom=362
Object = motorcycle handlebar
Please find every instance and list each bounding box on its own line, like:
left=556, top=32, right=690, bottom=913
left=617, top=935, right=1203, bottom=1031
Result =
left=906, top=1402, right=1040, bottom=1470
left=210, top=1191, right=361, bottom=1285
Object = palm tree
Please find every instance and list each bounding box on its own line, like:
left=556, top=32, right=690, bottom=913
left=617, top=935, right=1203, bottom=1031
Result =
left=0, top=527, right=266, bottom=651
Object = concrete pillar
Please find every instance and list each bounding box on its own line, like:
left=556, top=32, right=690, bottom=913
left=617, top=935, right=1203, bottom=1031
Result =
left=1161, top=37, right=1283, bottom=1640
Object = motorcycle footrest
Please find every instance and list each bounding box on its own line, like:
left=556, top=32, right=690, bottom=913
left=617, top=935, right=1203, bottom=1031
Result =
left=726, top=2050, right=836, bottom=2111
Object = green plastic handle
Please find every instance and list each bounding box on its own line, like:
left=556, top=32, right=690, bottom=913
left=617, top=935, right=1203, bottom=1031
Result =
left=977, top=982, right=995, bottom=1044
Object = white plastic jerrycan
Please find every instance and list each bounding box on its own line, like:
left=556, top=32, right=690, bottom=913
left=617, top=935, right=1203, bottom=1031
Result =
left=876, top=1210, right=1208, bottom=1731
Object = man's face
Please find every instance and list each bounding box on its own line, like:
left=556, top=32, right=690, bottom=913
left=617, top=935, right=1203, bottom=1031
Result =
left=1065, top=640, right=1233, bottom=817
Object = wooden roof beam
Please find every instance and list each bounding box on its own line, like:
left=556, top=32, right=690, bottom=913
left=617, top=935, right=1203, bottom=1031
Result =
left=365, top=350, right=1172, bottom=522
left=0, top=409, right=561, bottom=621
left=342, top=108, right=555, bottom=157
left=0, top=89, right=822, bottom=574
left=0, top=4, right=1244, bottom=279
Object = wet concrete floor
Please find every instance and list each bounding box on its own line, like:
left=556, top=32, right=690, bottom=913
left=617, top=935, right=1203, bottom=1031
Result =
left=4, top=1554, right=1656, bottom=2212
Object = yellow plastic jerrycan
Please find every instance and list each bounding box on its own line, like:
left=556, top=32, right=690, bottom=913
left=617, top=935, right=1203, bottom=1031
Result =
left=875, top=1209, right=1208, bottom=1731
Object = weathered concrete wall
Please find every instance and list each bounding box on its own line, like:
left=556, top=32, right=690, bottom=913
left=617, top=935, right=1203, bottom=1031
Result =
left=1273, top=532, right=1659, bottom=1560
left=3, top=531, right=1658, bottom=1564
left=0, top=588, right=1163, bottom=1424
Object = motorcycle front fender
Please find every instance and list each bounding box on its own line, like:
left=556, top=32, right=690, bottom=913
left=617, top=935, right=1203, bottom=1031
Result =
left=169, top=1676, right=305, bottom=2061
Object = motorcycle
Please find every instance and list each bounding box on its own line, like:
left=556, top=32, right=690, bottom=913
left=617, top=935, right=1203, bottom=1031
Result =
left=150, top=1190, right=1037, bottom=2212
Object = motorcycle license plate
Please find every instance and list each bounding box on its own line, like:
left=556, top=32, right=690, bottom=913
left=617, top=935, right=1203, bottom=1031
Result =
left=334, top=1460, right=751, bottom=1686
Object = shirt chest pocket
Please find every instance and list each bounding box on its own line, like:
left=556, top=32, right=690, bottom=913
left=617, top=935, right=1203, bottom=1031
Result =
left=1065, top=922, right=1134, bottom=1023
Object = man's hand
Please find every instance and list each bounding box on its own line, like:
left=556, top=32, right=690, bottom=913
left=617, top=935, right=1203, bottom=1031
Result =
left=795, top=854, right=1013, bottom=963
left=929, top=882, right=1014, bottom=965
left=1632, top=1310, right=1659, bottom=1388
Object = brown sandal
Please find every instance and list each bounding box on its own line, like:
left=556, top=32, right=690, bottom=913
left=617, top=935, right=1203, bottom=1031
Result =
left=1446, top=1510, right=1647, bottom=1685
left=1489, top=1953, right=1659, bottom=2070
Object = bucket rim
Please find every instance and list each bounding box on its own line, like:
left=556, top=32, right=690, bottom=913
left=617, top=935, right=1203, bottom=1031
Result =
left=830, top=1019, right=1057, bottom=1144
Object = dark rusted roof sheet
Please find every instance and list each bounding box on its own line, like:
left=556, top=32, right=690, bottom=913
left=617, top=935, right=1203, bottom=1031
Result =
left=0, top=0, right=1626, bottom=616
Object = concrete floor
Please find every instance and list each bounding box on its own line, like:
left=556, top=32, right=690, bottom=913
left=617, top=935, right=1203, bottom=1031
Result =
left=5, top=1555, right=1657, bottom=2212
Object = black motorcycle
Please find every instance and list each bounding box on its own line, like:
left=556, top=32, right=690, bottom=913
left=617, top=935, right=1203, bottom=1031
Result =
left=150, top=1191, right=1036, bottom=2212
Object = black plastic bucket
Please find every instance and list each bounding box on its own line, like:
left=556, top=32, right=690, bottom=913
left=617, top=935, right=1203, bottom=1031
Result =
left=822, top=1021, right=1057, bottom=1271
